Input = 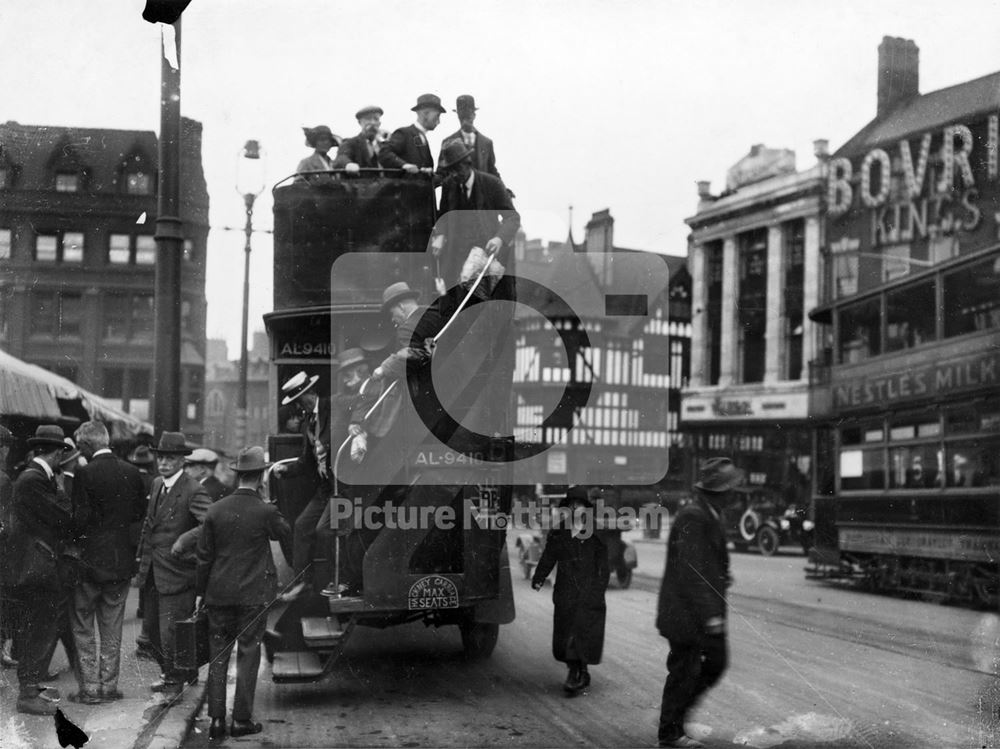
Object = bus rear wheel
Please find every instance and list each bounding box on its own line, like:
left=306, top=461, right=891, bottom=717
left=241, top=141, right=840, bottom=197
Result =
left=460, top=620, right=499, bottom=659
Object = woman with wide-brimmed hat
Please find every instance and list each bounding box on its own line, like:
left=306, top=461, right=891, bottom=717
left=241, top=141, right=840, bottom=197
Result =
left=294, top=125, right=341, bottom=183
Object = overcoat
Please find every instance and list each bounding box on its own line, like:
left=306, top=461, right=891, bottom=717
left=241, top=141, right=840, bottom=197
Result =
left=6, top=462, right=74, bottom=590
left=532, top=529, right=609, bottom=664
left=136, top=472, right=211, bottom=595
left=377, top=125, right=434, bottom=171
left=656, top=496, right=730, bottom=644
left=333, top=134, right=380, bottom=169
left=440, top=128, right=501, bottom=181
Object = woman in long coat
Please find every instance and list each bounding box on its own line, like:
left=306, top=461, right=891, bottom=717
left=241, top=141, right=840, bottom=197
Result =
left=531, top=486, right=609, bottom=694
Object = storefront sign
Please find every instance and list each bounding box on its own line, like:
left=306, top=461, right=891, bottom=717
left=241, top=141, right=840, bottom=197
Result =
left=832, top=348, right=999, bottom=411
left=840, top=527, right=1000, bottom=563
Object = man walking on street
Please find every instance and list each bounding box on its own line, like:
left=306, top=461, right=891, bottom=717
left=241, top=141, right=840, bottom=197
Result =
left=68, top=421, right=147, bottom=703
left=136, top=431, right=211, bottom=695
left=196, top=446, right=292, bottom=740
left=656, top=457, right=743, bottom=748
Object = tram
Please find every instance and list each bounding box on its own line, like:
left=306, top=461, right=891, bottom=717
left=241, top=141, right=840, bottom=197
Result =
left=262, top=169, right=516, bottom=682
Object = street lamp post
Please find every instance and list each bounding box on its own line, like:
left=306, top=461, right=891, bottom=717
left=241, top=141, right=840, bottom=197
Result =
left=234, top=139, right=265, bottom=450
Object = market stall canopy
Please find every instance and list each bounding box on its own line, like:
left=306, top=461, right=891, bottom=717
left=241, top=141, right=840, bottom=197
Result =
left=0, top=347, right=153, bottom=439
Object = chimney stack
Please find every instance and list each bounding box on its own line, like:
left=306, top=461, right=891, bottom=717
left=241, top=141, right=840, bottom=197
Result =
left=877, top=36, right=919, bottom=118
left=813, top=139, right=829, bottom=160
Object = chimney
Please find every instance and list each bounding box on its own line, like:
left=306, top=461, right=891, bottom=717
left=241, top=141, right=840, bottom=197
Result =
left=813, top=139, right=829, bottom=160
left=696, top=180, right=712, bottom=199
left=584, top=209, right=614, bottom=254
left=877, top=36, right=919, bottom=117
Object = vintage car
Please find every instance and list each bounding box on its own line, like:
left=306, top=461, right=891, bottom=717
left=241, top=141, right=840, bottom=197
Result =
left=721, top=487, right=814, bottom=556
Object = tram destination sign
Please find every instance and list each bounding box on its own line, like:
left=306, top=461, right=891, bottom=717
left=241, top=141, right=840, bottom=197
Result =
left=833, top=347, right=999, bottom=411
left=840, top=527, right=1000, bottom=563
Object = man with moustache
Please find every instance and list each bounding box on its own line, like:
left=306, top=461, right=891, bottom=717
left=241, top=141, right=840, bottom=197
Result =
left=334, top=105, right=384, bottom=173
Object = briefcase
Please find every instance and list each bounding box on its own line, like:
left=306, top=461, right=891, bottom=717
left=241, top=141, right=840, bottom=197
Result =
left=174, top=607, right=210, bottom=671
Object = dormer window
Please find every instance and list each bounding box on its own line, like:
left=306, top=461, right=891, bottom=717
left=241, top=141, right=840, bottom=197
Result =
left=118, top=145, right=155, bottom=196
left=55, top=172, right=79, bottom=192
left=125, top=171, right=152, bottom=195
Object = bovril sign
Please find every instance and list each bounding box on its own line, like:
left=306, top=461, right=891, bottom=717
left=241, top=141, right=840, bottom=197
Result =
left=408, top=575, right=459, bottom=610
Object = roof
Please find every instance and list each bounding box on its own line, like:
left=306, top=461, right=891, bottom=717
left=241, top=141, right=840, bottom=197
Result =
left=836, top=71, right=1000, bottom=155
left=0, top=347, right=152, bottom=439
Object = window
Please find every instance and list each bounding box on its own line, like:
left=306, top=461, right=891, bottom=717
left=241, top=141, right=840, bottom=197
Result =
left=135, top=236, right=156, bottom=265
left=0, top=229, right=10, bottom=260
left=943, top=256, right=1000, bottom=337
left=885, top=280, right=935, bottom=352
left=29, top=291, right=81, bottom=338
left=103, top=292, right=153, bottom=341
left=125, top=171, right=152, bottom=195
left=784, top=220, right=805, bottom=380
left=55, top=172, right=79, bottom=192
left=704, top=241, right=723, bottom=385
left=838, top=297, right=881, bottom=364
left=183, top=239, right=194, bottom=262
left=107, top=234, right=156, bottom=265
left=738, top=229, right=767, bottom=383
left=35, top=231, right=85, bottom=263
left=102, top=367, right=152, bottom=418
left=109, top=234, right=131, bottom=264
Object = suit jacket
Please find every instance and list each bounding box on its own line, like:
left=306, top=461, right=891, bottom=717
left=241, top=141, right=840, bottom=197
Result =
left=72, top=452, right=148, bottom=583
left=436, top=170, right=521, bottom=282
left=196, top=488, right=293, bottom=606
left=201, top=475, right=230, bottom=503
left=7, top=462, right=74, bottom=590
left=378, top=304, right=446, bottom=381
left=294, top=151, right=337, bottom=184
left=656, top=496, right=730, bottom=644
left=285, top=396, right=333, bottom=480
left=440, top=128, right=501, bottom=181
left=137, top=472, right=211, bottom=594
left=378, top=125, right=434, bottom=171
left=333, top=133, right=380, bottom=169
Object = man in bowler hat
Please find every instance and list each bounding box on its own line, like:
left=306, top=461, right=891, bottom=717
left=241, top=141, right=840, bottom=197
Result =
left=656, top=457, right=744, bottom=748
left=438, top=95, right=507, bottom=188
left=378, top=93, right=445, bottom=174
left=135, top=431, right=211, bottom=695
left=196, top=446, right=292, bottom=740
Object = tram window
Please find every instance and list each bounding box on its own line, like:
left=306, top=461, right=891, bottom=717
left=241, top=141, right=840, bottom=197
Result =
left=885, top=280, right=936, bottom=352
left=864, top=428, right=884, bottom=443
left=942, top=440, right=1000, bottom=487
left=943, top=255, right=1000, bottom=337
left=888, top=444, right=941, bottom=489
left=889, top=415, right=939, bottom=441
left=945, top=406, right=980, bottom=435
left=840, top=448, right=884, bottom=491
left=841, top=423, right=882, bottom=446
left=838, top=297, right=881, bottom=363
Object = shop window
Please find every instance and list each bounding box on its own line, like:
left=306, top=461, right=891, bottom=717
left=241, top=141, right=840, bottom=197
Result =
left=885, top=280, right=935, bottom=353
left=838, top=297, right=881, bottom=363
left=0, top=228, right=10, bottom=260
left=943, top=255, right=1000, bottom=337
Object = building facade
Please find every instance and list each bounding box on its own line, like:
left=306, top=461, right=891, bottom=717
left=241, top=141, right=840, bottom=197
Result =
left=682, top=143, right=826, bottom=507
left=202, top=333, right=272, bottom=457
left=512, top=209, right=690, bottom=501
left=0, top=118, right=210, bottom=441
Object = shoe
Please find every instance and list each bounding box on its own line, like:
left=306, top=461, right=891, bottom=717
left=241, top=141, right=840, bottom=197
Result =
left=69, top=690, right=103, bottom=705
left=17, top=695, right=57, bottom=716
left=208, top=717, right=227, bottom=740
left=563, top=665, right=584, bottom=694
left=658, top=735, right=705, bottom=748
left=101, top=689, right=125, bottom=702
left=230, top=719, right=263, bottom=737
left=580, top=666, right=591, bottom=688
left=280, top=581, right=311, bottom=601
left=150, top=679, right=182, bottom=694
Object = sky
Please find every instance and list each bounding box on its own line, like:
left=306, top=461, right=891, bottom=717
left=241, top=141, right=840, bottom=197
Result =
left=3, top=0, right=1000, bottom=353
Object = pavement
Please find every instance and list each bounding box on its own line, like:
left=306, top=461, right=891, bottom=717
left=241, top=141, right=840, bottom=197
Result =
left=0, top=584, right=206, bottom=749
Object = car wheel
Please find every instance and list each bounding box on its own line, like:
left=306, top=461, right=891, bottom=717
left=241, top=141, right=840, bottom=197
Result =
left=757, top=526, right=780, bottom=557
left=739, top=509, right=760, bottom=542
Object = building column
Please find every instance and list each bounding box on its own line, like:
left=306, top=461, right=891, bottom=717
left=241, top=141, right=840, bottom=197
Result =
left=688, top=242, right=706, bottom=387
left=764, top=225, right=784, bottom=382
left=719, top=236, right=738, bottom=385
left=803, top=215, right=822, bottom=367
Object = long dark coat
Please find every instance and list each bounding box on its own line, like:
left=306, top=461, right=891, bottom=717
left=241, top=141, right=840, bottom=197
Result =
left=6, top=462, right=74, bottom=591
left=532, top=530, right=609, bottom=664
left=656, top=495, right=730, bottom=644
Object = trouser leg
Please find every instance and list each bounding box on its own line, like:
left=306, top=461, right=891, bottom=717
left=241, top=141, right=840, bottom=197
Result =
left=292, top=492, right=327, bottom=576
left=231, top=605, right=266, bottom=722
left=657, top=640, right=703, bottom=742
left=95, top=579, right=130, bottom=692
left=206, top=606, right=237, bottom=719
left=13, top=588, right=63, bottom=696
left=69, top=578, right=100, bottom=692
left=143, top=574, right=164, bottom=668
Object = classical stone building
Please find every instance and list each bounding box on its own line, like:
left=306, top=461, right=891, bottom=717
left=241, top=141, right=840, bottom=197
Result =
left=0, top=118, right=209, bottom=440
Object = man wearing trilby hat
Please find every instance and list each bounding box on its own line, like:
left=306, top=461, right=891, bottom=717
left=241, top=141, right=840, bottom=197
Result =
left=196, top=446, right=292, bottom=740
left=333, top=105, right=384, bottom=173
left=135, top=431, right=211, bottom=696
left=6, top=425, right=76, bottom=715
left=378, top=93, right=445, bottom=175
left=655, top=457, right=744, bottom=748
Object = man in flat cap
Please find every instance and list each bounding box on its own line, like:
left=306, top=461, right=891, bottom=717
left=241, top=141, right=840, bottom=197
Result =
left=334, top=105, right=384, bottom=173
left=439, top=95, right=507, bottom=189
left=185, top=449, right=230, bottom=503
left=378, top=94, right=445, bottom=175
left=656, top=457, right=743, bottom=748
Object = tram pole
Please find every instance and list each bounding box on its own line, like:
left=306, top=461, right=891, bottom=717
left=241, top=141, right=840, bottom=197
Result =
left=152, top=20, right=183, bottom=434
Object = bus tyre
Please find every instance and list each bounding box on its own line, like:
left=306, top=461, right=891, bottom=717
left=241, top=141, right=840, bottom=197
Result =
left=460, top=620, right=499, bottom=660
left=757, top=525, right=780, bottom=557
left=739, top=509, right=760, bottom=542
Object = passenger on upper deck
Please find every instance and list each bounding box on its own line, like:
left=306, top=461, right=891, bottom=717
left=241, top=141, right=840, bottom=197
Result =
left=294, top=125, right=340, bottom=183
left=333, top=106, right=384, bottom=174
left=377, top=94, right=444, bottom=175
left=438, top=95, right=512, bottom=195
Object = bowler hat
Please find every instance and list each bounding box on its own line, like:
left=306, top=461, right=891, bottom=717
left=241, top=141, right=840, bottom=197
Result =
left=302, top=125, right=341, bottom=148
left=27, top=424, right=72, bottom=450
left=336, top=348, right=367, bottom=372
left=410, top=93, right=446, bottom=113
left=694, top=457, right=745, bottom=494
left=381, top=281, right=420, bottom=311
left=438, top=140, right=473, bottom=170
left=454, top=94, right=478, bottom=113
left=355, top=105, right=384, bottom=120
left=281, top=370, right=319, bottom=406
left=186, top=448, right=219, bottom=466
left=230, top=446, right=271, bottom=474
left=128, top=445, right=155, bottom=466
left=151, top=431, right=192, bottom=456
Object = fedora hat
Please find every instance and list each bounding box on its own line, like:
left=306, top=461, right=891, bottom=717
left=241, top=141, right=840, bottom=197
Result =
left=230, top=446, right=271, bottom=474
left=455, top=94, right=478, bottom=113
left=151, top=431, right=192, bottom=456
left=27, top=424, right=72, bottom=450
left=336, top=347, right=367, bottom=372
left=302, top=125, right=341, bottom=148
left=186, top=448, right=219, bottom=466
left=281, top=370, right=319, bottom=406
left=560, top=485, right=593, bottom=508
left=410, top=93, right=446, bottom=113
left=381, top=281, right=420, bottom=311
left=128, top=445, right=155, bottom=466
left=355, top=105, right=384, bottom=120
left=694, top=457, right=745, bottom=494
left=438, top=140, right=473, bottom=170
